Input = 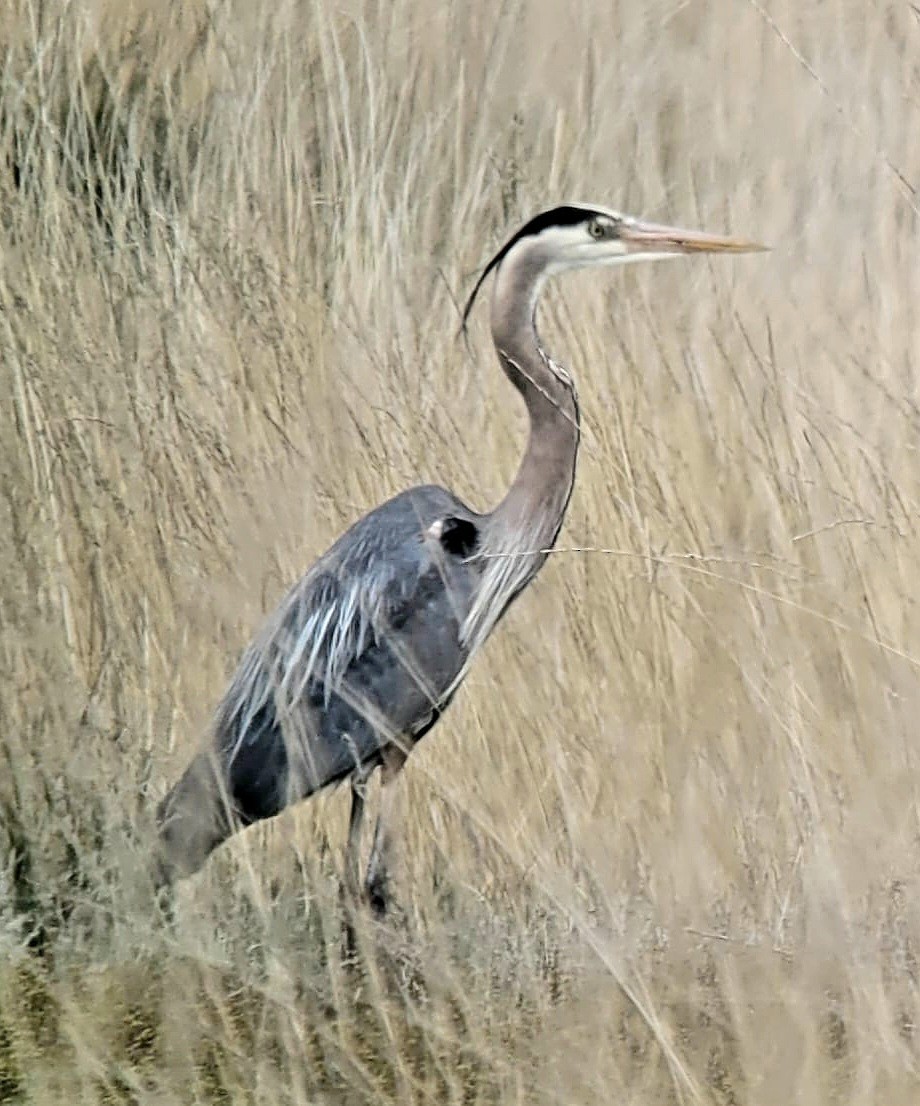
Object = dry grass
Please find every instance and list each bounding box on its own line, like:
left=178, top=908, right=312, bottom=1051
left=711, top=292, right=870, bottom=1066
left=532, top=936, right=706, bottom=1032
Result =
left=1, top=0, right=919, bottom=1101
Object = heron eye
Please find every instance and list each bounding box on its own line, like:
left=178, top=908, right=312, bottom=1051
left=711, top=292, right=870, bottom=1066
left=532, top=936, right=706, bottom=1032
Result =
left=588, top=219, right=607, bottom=240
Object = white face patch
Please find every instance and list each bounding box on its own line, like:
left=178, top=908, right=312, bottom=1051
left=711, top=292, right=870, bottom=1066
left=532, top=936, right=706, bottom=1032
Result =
left=531, top=223, right=624, bottom=259
left=513, top=218, right=689, bottom=278
left=509, top=215, right=639, bottom=277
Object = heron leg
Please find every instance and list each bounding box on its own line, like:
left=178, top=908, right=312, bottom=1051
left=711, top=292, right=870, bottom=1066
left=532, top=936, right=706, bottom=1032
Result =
left=340, top=778, right=368, bottom=961
left=345, top=778, right=366, bottom=897
left=364, top=744, right=409, bottom=917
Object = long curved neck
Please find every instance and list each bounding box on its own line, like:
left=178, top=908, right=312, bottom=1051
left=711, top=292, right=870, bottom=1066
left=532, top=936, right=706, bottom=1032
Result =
left=487, top=251, right=580, bottom=551
left=459, top=248, right=581, bottom=653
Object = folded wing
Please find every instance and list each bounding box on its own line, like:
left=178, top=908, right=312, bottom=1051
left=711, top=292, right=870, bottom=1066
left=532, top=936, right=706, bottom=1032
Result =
left=214, top=485, right=481, bottom=814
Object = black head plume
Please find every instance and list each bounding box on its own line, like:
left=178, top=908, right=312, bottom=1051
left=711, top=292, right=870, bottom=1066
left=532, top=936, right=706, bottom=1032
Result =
left=459, top=205, right=601, bottom=340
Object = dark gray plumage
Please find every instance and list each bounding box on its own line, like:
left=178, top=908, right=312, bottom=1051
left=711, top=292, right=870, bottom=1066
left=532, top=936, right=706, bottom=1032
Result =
left=156, top=203, right=764, bottom=911
left=222, top=487, right=481, bottom=804
left=158, top=487, right=482, bottom=878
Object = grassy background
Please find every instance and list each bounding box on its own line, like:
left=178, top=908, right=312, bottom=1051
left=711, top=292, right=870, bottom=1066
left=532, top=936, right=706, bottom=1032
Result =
left=1, top=0, right=919, bottom=1101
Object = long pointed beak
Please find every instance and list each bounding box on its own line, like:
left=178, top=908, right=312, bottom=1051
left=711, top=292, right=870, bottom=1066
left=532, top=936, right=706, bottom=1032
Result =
left=620, top=219, right=768, bottom=255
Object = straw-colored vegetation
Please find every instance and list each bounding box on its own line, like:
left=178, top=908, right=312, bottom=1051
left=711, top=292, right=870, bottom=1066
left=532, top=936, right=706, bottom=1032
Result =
left=1, top=0, right=919, bottom=1101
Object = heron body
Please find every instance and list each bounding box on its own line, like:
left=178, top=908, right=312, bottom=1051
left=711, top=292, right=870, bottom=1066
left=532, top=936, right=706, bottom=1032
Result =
left=157, top=203, right=763, bottom=910
left=219, top=486, right=480, bottom=813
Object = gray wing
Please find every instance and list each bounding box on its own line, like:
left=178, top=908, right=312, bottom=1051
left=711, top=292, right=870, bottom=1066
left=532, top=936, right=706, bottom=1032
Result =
left=213, top=485, right=481, bottom=819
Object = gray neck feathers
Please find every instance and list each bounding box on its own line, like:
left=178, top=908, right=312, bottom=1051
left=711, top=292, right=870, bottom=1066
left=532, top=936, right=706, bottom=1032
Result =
left=460, top=239, right=581, bottom=652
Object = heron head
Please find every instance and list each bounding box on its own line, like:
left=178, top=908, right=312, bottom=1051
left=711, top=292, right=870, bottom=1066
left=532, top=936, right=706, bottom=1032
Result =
left=461, top=203, right=766, bottom=332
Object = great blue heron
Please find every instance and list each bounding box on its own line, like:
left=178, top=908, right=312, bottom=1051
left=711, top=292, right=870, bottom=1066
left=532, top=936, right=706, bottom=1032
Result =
left=156, top=203, right=763, bottom=913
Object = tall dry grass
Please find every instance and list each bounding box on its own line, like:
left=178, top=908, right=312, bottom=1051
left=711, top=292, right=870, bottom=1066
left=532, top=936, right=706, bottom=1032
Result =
left=1, top=0, right=919, bottom=1101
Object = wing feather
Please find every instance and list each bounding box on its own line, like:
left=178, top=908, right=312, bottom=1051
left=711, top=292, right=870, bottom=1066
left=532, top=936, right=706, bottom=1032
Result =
left=215, top=487, right=479, bottom=784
